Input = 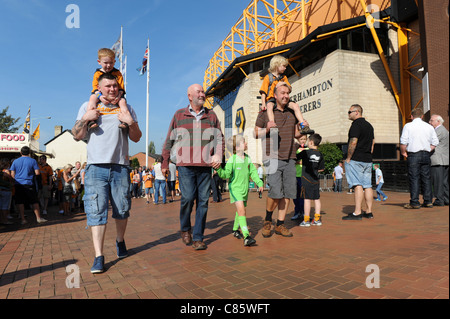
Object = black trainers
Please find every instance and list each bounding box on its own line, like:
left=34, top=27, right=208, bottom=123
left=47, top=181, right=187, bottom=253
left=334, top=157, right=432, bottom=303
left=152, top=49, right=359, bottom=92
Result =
left=362, top=212, right=374, bottom=219
left=244, top=236, right=256, bottom=247
left=116, top=240, right=128, bottom=259
left=342, top=213, right=362, bottom=220
left=232, top=230, right=243, bottom=239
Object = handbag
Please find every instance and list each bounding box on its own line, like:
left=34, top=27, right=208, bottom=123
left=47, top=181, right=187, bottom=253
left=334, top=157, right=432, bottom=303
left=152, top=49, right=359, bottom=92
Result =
left=63, top=184, right=73, bottom=195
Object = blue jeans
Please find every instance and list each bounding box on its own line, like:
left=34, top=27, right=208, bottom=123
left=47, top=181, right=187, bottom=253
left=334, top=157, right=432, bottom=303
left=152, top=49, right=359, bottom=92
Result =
left=154, top=179, right=166, bottom=204
left=376, top=182, right=387, bottom=200
left=407, top=151, right=432, bottom=206
left=334, top=178, right=342, bottom=192
left=177, top=166, right=211, bottom=242
left=293, top=177, right=304, bottom=216
left=83, top=164, right=131, bottom=226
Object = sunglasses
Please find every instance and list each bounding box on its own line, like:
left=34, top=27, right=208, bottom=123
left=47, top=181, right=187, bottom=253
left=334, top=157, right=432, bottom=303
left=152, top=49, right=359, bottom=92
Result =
left=348, top=110, right=358, bottom=114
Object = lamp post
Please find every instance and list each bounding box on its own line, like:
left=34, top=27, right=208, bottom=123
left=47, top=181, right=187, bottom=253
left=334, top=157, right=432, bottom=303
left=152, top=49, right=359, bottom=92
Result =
left=30, top=116, right=51, bottom=136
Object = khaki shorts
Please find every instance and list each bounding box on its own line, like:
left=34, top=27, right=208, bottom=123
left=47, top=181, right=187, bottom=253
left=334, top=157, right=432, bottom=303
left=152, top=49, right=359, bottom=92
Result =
left=39, top=184, right=51, bottom=199
left=265, top=159, right=297, bottom=199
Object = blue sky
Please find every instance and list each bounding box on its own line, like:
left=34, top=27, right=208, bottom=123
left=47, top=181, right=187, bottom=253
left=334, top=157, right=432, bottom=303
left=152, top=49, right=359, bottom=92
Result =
left=0, top=0, right=247, bottom=156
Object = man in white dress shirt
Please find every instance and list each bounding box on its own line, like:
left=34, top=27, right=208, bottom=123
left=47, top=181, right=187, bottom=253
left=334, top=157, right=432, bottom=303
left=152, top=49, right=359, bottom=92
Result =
left=400, top=108, right=439, bottom=209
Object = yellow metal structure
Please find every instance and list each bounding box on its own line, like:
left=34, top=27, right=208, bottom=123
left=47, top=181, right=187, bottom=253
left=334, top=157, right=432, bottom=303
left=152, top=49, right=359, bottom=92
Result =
left=204, top=0, right=420, bottom=125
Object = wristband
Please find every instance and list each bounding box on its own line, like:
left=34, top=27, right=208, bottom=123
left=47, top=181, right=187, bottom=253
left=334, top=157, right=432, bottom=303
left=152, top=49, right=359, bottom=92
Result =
left=96, top=92, right=102, bottom=99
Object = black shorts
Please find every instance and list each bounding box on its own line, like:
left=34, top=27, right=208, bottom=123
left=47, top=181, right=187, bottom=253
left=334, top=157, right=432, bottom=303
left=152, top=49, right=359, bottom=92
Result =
left=167, top=181, right=176, bottom=191
left=14, top=184, right=39, bottom=205
left=301, top=176, right=320, bottom=200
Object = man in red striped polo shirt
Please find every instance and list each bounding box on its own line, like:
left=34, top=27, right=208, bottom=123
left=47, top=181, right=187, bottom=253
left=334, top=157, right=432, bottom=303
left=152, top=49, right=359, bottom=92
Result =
left=162, top=84, right=224, bottom=250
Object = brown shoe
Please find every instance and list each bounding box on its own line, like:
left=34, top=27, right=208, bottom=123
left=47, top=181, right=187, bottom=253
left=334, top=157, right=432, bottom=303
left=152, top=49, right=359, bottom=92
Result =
left=261, top=220, right=273, bottom=238
left=274, top=224, right=293, bottom=237
left=299, top=124, right=315, bottom=135
left=403, top=204, right=420, bottom=209
left=180, top=230, right=192, bottom=245
left=192, top=241, right=207, bottom=250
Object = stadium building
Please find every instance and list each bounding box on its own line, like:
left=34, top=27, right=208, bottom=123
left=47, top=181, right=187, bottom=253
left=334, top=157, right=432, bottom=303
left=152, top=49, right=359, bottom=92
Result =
left=204, top=0, right=448, bottom=190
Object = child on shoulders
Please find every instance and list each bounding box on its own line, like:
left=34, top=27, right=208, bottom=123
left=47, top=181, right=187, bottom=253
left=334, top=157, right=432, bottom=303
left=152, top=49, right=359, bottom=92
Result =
left=259, top=55, right=314, bottom=135
left=87, top=48, right=128, bottom=130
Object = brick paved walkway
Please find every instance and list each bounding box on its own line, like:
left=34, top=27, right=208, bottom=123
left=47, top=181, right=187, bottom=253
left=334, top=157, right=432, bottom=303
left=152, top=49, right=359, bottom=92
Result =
left=0, top=190, right=448, bottom=300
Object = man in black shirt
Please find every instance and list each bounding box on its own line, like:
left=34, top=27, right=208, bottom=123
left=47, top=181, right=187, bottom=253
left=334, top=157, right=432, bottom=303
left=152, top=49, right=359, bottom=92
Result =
left=343, top=104, right=375, bottom=220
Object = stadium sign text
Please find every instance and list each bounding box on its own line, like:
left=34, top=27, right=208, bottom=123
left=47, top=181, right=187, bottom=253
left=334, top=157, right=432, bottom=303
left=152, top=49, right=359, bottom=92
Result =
left=290, top=78, right=333, bottom=113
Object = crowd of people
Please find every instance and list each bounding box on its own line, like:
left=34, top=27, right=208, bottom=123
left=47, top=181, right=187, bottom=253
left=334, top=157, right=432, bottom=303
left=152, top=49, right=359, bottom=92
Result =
left=0, top=152, right=89, bottom=226
left=2, top=53, right=447, bottom=275
left=129, top=160, right=180, bottom=204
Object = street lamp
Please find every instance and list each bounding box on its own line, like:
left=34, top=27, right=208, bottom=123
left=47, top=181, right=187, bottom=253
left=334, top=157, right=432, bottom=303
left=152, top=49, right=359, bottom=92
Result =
left=30, top=116, right=51, bottom=135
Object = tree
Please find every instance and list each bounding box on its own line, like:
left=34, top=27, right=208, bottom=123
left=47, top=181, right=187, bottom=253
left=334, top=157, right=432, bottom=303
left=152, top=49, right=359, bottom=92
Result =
left=148, top=141, right=156, bottom=154
left=318, top=142, right=344, bottom=175
left=0, top=106, right=20, bottom=132
left=130, top=158, right=140, bottom=169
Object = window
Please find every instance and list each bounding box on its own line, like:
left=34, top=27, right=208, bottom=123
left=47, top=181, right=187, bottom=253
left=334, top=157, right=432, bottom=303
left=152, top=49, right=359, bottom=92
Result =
left=214, top=86, right=240, bottom=139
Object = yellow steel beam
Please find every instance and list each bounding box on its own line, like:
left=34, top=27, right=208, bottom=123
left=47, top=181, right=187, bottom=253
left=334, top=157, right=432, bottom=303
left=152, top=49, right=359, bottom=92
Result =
left=316, top=22, right=369, bottom=39
left=359, top=0, right=404, bottom=120
left=233, top=48, right=290, bottom=68
left=397, top=24, right=411, bottom=125
left=204, top=0, right=308, bottom=90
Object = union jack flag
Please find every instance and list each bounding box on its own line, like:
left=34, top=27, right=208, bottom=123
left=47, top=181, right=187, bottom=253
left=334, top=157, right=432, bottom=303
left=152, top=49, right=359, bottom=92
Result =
left=137, top=45, right=149, bottom=76
left=22, top=106, right=30, bottom=134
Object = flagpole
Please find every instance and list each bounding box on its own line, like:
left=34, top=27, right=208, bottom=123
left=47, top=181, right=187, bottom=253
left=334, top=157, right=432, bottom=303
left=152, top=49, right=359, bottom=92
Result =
left=145, top=38, right=150, bottom=168
left=120, top=26, right=123, bottom=74
left=124, top=55, right=127, bottom=92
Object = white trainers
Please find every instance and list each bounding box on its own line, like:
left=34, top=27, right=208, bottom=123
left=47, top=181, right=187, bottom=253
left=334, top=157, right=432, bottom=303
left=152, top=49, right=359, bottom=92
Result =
left=311, top=219, right=322, bottom=226
left=299, top=221, right=310, bottom=227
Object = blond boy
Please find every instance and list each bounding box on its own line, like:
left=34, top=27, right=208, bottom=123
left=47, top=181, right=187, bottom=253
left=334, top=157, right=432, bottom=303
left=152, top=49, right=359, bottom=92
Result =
left=87, top=48, right=128, bottom=129
left=259, top=55, right=313, bottom=134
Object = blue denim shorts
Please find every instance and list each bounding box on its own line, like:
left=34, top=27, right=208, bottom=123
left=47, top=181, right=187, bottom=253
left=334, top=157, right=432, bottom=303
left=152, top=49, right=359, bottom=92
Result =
left=344, top=160, right=373, bottom=189
left=83, top=164, right=131, bottom=226
left=0, top=190, right=12, bottom=210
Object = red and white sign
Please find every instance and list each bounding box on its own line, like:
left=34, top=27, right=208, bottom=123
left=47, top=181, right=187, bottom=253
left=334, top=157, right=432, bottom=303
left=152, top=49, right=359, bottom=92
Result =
left=0, top=133, right=29, bottom=152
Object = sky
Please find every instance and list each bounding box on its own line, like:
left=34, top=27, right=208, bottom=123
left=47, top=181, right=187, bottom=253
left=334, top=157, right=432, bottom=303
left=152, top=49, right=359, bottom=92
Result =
left=0, top=0, right=249, bottom=157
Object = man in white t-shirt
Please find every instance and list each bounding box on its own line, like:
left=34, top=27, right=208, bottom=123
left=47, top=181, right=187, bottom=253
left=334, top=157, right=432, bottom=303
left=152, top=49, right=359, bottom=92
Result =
left=167, top=161, right=177, bottom=202
left=152, top=160, right=167, bottom=204
left=332, top=162, right=344, bottom=192
left=374, top=164, right=387, bottom=201
left=72, top=73, right=142, bottom=273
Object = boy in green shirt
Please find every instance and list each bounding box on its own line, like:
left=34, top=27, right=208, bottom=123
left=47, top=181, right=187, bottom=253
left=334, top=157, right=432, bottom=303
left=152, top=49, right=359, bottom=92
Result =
left=216, top=135, right=264, bottom=246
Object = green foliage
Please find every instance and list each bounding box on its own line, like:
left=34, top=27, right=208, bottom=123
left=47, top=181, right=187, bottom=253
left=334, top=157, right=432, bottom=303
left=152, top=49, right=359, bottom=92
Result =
left=130, top=157, right=140, bottom=169
left=148, top=141, right=156, bottom=154
left=0, top=106, right=20, bottom=133
left=318, top=142, right=344, bottom=175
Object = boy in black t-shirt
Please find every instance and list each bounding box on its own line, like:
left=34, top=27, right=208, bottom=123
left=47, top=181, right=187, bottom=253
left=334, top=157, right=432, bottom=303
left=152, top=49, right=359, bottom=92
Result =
left=296, top=134, right=325, bottom=226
